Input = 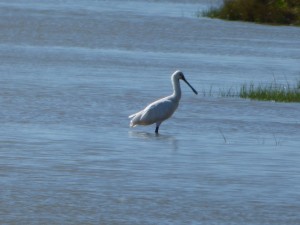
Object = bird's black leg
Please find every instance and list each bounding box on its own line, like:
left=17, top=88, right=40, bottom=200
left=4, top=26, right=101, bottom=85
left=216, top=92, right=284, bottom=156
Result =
left=155, top=122, right=161, bottom=134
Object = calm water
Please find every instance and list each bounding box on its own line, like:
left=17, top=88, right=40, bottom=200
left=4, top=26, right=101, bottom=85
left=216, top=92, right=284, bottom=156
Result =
left=1, top=0, right=300, bottom=224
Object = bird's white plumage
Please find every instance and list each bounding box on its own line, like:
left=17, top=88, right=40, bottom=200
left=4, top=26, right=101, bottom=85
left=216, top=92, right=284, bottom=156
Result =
left=129, top=96, right=179, bottom=127
left=128, top=70, right=197, bottom=133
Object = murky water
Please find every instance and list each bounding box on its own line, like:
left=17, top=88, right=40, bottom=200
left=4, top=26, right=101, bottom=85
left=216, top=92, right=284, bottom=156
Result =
left=1, top=0, right=300, bottom=224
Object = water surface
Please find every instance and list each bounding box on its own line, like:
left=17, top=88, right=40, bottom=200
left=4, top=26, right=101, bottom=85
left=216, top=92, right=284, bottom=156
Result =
left=1, top=0, right=300, bottom=224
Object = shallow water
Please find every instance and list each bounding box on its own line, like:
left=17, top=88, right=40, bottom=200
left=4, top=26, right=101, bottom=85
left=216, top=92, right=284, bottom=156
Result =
left=1, top=0, right=300, bottom=224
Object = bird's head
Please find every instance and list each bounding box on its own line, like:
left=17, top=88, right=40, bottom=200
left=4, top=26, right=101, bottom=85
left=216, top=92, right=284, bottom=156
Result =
left=173, top=70, right=185, bottom=80
left=172, top=70, right=198, bottom=95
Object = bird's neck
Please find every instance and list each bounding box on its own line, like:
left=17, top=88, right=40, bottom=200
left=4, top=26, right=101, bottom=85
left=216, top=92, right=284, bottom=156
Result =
left=171, top=77, right=181, bottom=101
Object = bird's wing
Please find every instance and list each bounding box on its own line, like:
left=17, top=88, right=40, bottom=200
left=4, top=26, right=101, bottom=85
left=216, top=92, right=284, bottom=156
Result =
left=140, top=98, right=176, bottom=124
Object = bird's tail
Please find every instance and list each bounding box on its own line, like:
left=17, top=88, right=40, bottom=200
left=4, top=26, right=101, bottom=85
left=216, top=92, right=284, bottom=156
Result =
left=128, top=113, right=136, bottom=119
left=128, top=111, right=142, bottom=127
left=128, top=113, right=136, bottom=127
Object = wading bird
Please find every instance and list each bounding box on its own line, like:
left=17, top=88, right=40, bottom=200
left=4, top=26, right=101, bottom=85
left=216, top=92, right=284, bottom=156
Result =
left=128, top=70, right=198, bottom=133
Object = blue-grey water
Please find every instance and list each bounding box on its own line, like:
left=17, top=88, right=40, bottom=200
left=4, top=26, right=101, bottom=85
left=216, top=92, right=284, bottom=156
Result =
left=1, top=0, right=300, bottom=224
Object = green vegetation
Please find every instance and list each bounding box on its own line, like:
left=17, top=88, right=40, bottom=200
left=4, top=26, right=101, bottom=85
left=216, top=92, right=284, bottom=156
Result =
left=202, top=0, right=300, bottom=26
left=239, top=81, right=300, bottom=102
left=202, top=80, right=300, bottom=102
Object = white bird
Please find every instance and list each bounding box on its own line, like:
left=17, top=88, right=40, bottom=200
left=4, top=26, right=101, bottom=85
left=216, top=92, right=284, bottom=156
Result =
left=128, top=70, right=198, bottom=133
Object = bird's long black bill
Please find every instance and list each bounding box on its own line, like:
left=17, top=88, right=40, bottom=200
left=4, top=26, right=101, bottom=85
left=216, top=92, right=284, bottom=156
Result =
left=183, top=78, right=198, bottom=95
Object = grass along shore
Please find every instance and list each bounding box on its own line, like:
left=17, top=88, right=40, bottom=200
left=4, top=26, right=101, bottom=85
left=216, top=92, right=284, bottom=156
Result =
left=202, top=0, right=300, bottom=26
left=202, top=80, right=300, bottom=102
left=239, top=81, right=300, bottom=102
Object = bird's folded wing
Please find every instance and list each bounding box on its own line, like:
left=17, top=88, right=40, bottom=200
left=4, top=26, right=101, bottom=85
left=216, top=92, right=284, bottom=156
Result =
left=140, top=100, right=173, bottom=123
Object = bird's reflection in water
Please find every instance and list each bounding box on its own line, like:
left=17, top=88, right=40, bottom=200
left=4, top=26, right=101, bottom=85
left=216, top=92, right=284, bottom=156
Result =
left=128, top=131, right=178, bottom=151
